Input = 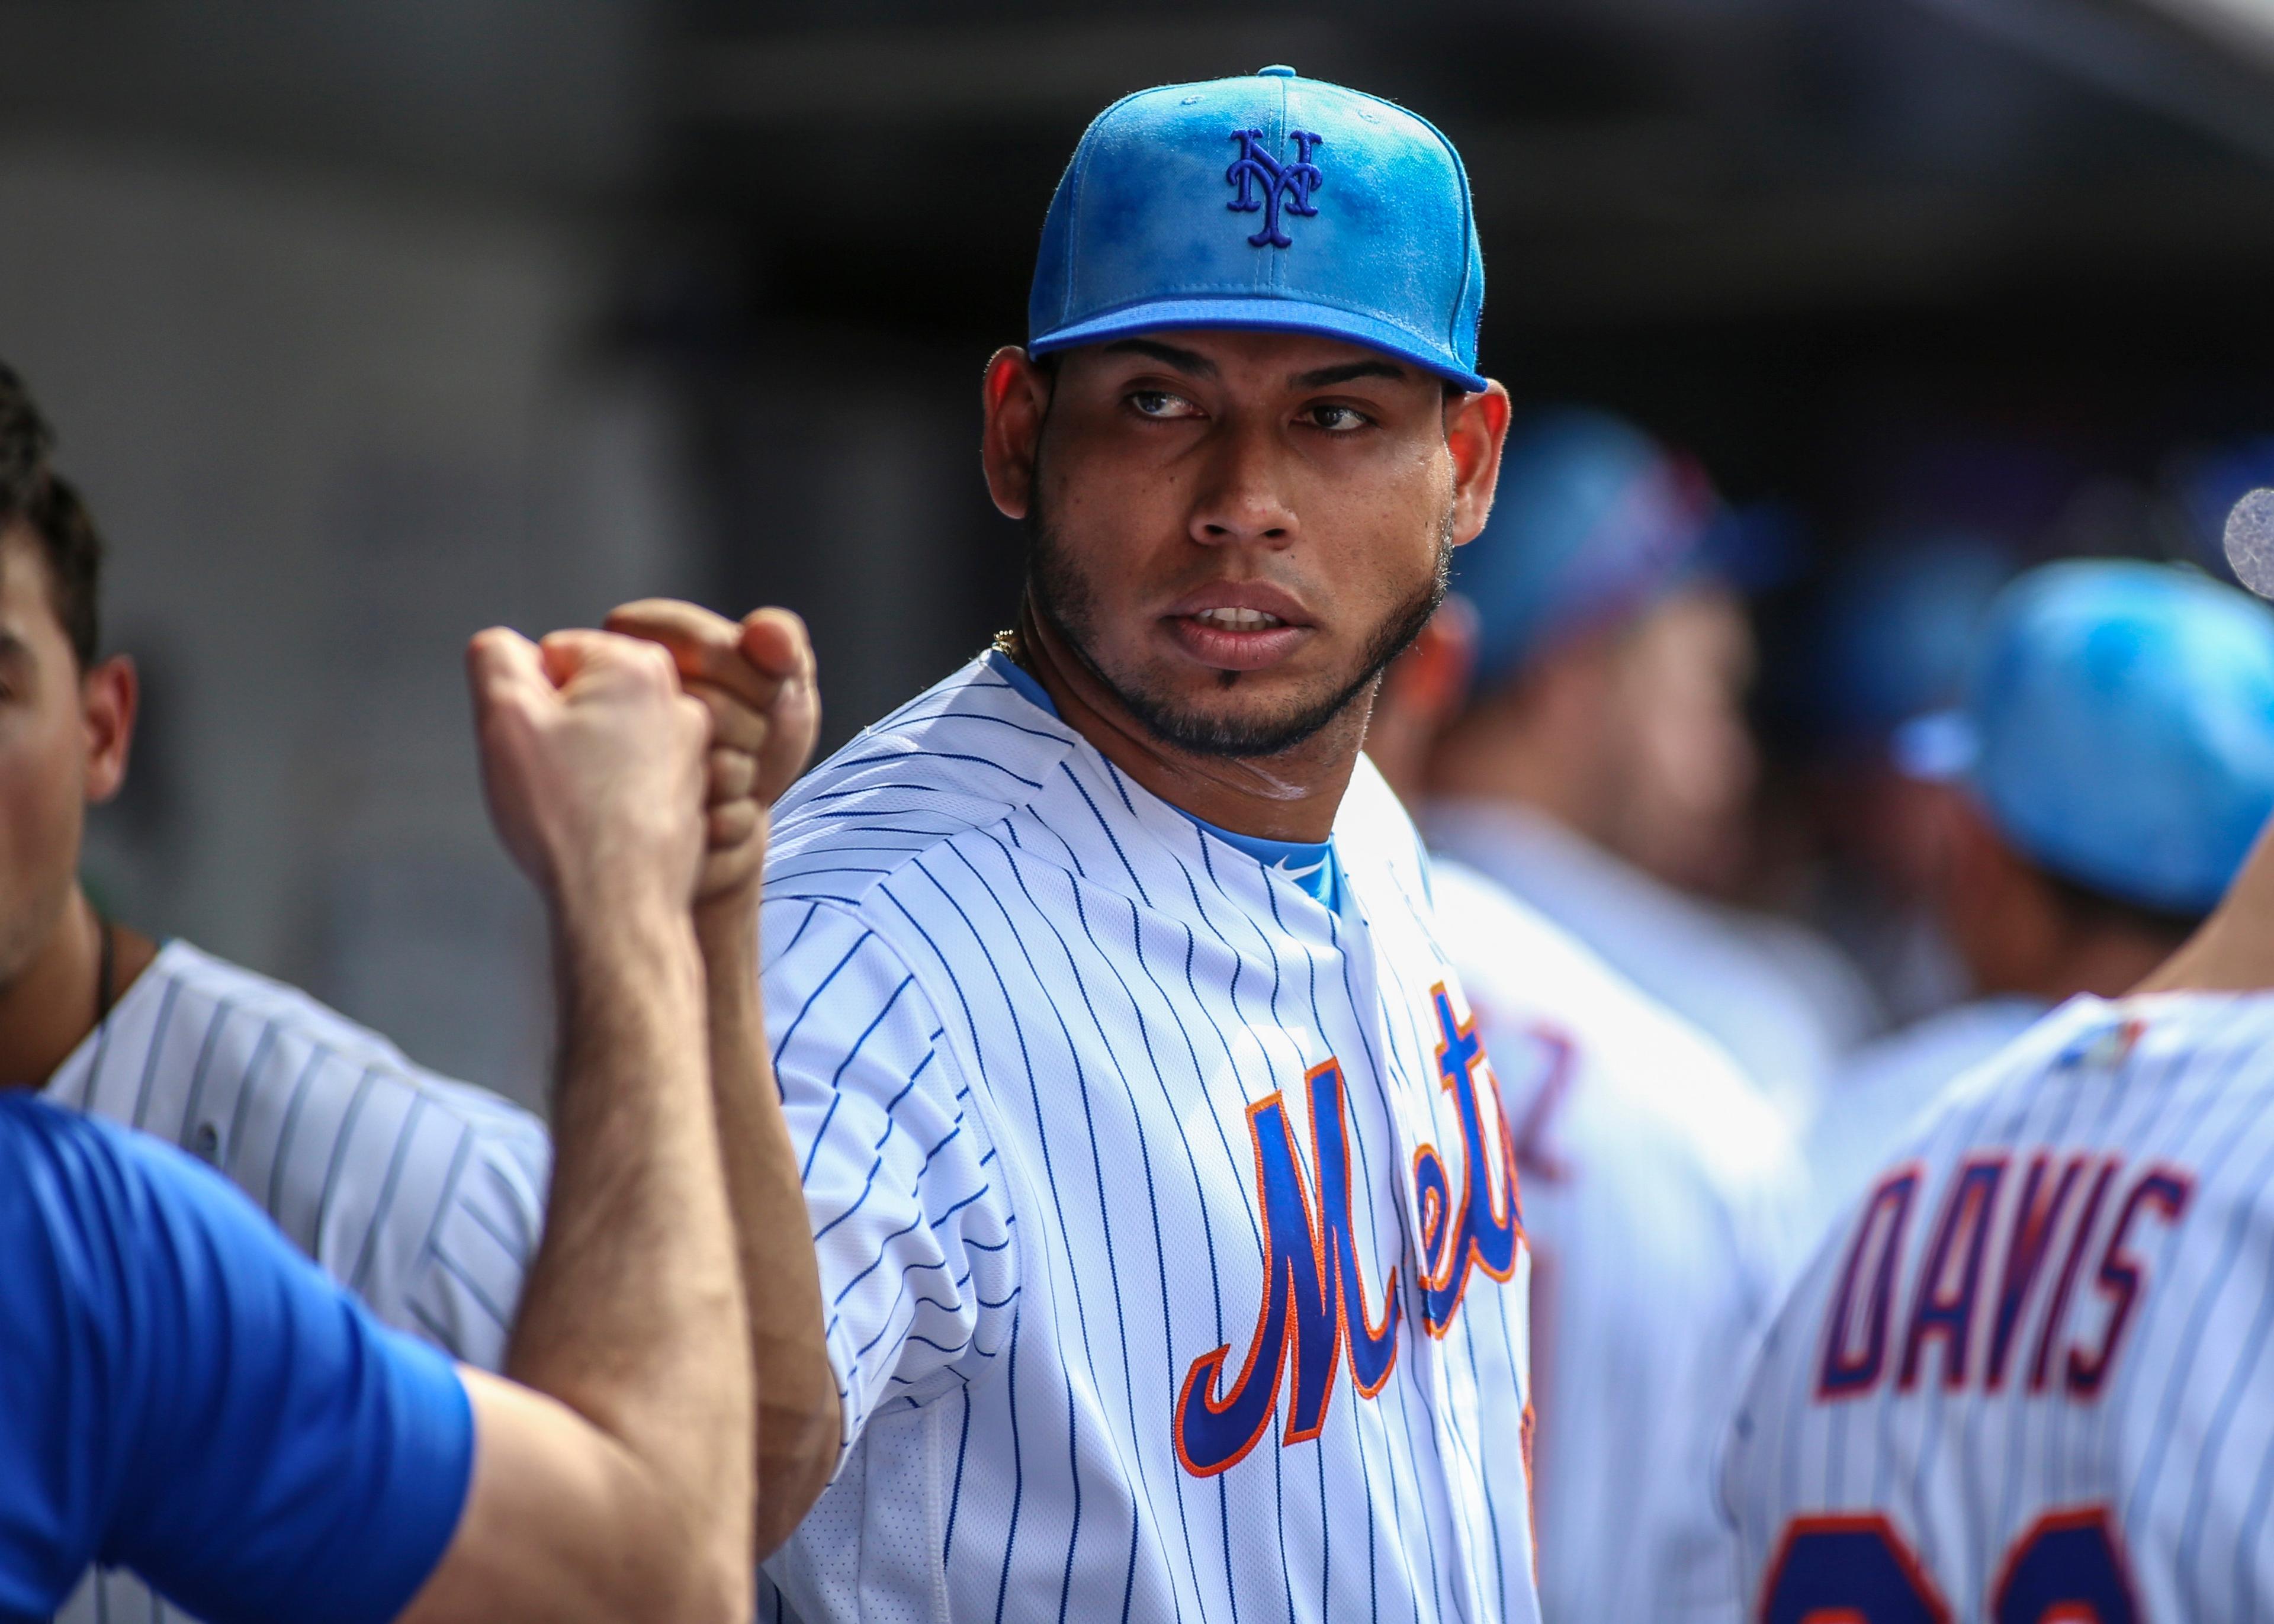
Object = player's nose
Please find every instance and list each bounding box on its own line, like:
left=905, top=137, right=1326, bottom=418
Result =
left=1187, top=419, right=1299, bottom=549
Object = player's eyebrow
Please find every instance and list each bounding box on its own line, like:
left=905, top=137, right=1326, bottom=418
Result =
left=1099, top=338, right=1220, bottom=380
left=1290, top=359, right=1411, bottom=388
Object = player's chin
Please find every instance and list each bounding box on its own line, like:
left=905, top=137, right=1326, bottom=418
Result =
left=1138, top=674, right=1357, bottom=757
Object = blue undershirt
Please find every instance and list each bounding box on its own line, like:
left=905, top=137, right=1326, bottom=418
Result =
left=987, top=648, right=1342, bottom=911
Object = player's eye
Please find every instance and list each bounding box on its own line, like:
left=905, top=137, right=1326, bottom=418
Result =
left=1127, top=389, right=1202, bottom=420
left=1303, top=403, right=1374, bottom=434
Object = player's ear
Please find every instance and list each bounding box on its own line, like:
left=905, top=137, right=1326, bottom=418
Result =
left=79, top=653, right=136, bottom=806
left=981, top=346, right=1051, bottom=522
left=1444, top=381, right=1511, bottom=547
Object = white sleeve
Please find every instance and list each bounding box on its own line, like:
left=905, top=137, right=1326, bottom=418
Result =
left=763, top=898, right=1020, bottom=1459
left=394, top=1105, right=551, bottom=1371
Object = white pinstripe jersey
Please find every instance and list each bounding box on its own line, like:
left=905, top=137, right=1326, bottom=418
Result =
left=39, top=938, right=550, bottom=1624
left=1800, top=998, right=2048, bottom=1252
left=1427, top=857, right=1800, bottom=1624
left=1725, top=989, right=2274, bottom=1623
left=754, top=652, right=1540, bottom=1624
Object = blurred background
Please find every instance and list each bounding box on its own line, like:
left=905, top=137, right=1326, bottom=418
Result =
left=11, top=0, right=2274, bottom=1110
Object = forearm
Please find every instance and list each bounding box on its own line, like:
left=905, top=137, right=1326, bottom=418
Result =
left=698, top=898, right=841, bottom=1556
left=505, top=896, right=752, bottom=1603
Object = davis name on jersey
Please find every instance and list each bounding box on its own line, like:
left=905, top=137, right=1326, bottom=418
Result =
left=1726, top=991, right=2274, bottom=1623
left=756, top=652, right=1539, bottom=1624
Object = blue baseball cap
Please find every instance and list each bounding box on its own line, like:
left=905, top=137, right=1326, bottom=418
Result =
left=1896, top=559, right=2274, bottom=916
left=1028, top=66, right=1486, bottom=392
left=1805, top=530, right=2018, bottom=747
left=1448, top=407, right=1720, bottom=693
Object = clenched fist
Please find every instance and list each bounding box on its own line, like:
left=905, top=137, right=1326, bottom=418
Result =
left=468, top=626, right=713, bottom=919
left=602, top=600, right=821, bottom=911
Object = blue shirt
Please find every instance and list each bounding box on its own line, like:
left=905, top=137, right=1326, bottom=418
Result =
left=985, top=649, right=1343, bottom=911
left=0, top=1094, right=474, bottom=1624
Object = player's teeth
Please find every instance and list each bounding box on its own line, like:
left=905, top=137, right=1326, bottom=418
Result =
left=1194, top=607, right=1283, bottom=630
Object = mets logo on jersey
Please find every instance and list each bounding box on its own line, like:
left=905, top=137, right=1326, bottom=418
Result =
left=1173, top=984, right=1522, bottom=1478
left=1226, top=128, right=1324, bottom=249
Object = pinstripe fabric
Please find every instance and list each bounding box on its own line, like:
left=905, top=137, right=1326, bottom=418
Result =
left=1427, top=858, right=1801, bottom=1623
left=1725, top=990, right=2274, bottom=1620
left=41, top=941, right=549, bottom=1624
left=756, top=655, right=1541, bottom=1624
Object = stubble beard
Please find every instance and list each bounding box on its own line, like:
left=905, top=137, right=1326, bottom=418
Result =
left=1024, top=503, right=1454, bottom=760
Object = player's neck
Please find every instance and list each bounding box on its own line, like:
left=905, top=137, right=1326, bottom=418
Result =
left=1013, top=600, right=1363, bottom=844
left=2028, top=929, right=2188, bottom=1004
left=1425, top=687, right=1613, bottom=845
left=0, top=888, right=158, bottom=1089
left=2135, top=832, right=2274, bottom=995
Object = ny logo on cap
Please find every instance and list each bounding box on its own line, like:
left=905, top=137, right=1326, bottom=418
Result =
left=1226, top=128, right=1324, bottom=249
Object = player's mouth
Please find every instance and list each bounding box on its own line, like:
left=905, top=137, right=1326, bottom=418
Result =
left=1163, top=585, right=1315, bottom=671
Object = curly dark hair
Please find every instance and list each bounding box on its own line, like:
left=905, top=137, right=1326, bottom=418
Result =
left=0, top=362, right=102, bottom=668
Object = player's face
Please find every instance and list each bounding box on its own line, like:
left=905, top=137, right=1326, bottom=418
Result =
left=997, top=330, right=1507, bottom=757
left=1599, top=584, right=1759, bottom=892
left=0, top=531, right=125, bottom=990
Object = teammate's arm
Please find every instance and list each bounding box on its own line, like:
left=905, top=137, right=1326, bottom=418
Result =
left=3, top=629, right=756, bottom=1624
left=397, top=626, right=751, bottom=1623
left=605, top=597, right=841, bottom=1554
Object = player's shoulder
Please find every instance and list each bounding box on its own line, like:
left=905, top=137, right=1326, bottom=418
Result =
left=767, top=652, right=1083, bottom=909
left=1428, top=854, right=1619, bottom=998
left=99, top=940, right=542, bottom=1143
left=1332, top=751, right=1435, bottom=901
left=97, top=943, right=548, bottom=1366
left=1428, top=853, right=1795, bottom=1195
left=0, top=1094, right=270, bottom=1382
left=1827, top=996, right=2047, bottom=1150
left=0, top=1091, right=129, bottom=1204
left=1933, top=987, right=2274, bottom=1120
left=0, top=1091, right=265, bottom=1267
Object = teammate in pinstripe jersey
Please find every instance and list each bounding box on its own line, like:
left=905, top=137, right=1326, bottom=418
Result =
left=1367, top=603, right=1805, bottom=1623
left=1723, top=563, right=2274, bottom=1621
left=0, top=366, right=548, bottom=1621
left=613, top=66, right=1545, bottom=1624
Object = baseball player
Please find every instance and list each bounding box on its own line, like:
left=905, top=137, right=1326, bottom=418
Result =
left=1422, top=407, right=1880, bottom=1130
left=0, top=363, right=548, bottom=1621
left=1724, top=560, right=2274, bottom=1619
left=4, top=609, right=821, bottom=1623
left=1803, top=561, right=2269, bottom=1240
left=619, top=65, right=1541, bottom=1622
left=1793, top=532, right=2017, bottom=1029
left=1367, top=602, right=1804, bottom=1622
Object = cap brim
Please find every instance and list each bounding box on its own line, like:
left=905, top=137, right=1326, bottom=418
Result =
left=1890, top=709, right=1980, bottom=782
left=1031, top=297, right=1488, bottom=394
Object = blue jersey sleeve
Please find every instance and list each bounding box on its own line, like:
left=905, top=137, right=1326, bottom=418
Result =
left=0, top=1095, right=473, bottom=1624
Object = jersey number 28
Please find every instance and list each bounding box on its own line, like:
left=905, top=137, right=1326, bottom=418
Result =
left=1764, top=1507, right=2137, bottom=1622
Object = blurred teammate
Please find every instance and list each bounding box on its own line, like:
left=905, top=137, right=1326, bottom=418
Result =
left=0, top=363, right=549, bottom=1622
left=1422, top=408, right=1877, bottom=1127
left=618, top=66, right=1543, bottom=1622
left=1804, top=561, right=2274, bottom=1235
left=1368, top=602, right=1801, bottom=1622
left=3, top=606, right=822, bottom=1622
left=1723, top=563, right=2274, bottom=1620
left=1793, top=531, right=2016, bottom=1027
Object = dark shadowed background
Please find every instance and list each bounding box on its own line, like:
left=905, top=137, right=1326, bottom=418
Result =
left=7, top=0, right=2273, bottom=1107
